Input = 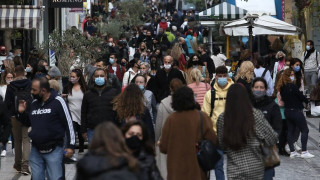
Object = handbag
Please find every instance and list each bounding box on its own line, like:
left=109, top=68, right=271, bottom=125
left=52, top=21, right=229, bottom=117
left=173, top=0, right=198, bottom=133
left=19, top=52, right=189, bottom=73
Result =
left=260, top=141, right=280, bottom=169
left=197, top=111, right=221, bottom=172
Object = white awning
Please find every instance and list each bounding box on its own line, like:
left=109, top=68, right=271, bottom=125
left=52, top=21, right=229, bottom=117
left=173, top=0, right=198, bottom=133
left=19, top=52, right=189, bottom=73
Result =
left=0, top=5, right=44, bottom=30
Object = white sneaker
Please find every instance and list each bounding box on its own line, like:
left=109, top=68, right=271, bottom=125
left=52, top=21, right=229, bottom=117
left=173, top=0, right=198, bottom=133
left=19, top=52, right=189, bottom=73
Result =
left=290, top=151, right=301, bottom=158
left=8, top=141, right=12, bottom=144
left=301, top=151, right=315, bottom=159
left=285, top=144, right=290, bottom=154
left=294, top=142, right=301, bottom=151
left=1, top=150, right=6, bottom=157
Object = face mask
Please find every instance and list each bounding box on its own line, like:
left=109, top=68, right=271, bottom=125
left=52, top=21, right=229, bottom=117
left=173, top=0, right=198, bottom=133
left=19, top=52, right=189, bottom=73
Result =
left=143, top=32, right=146, bottom=35
left=108, top=42, right=113, bottom=46
left=95, top=77, right=105, bottom=86
left=26, top=67, right=32, bottom=72
left=253, top=90, right=266, bottom=99
left=70, top=77, right=78, bottom=84
left=125, top=135, right=142, bottom=151
left=290, top=76, right=295, bottom=82
left=164, top=64, right=171, bottom=70
left=109, top=58, right=114, bottom=64
left=32, top=93, right=42, bottom=101
left=140, top=69, right=146, bottom=75
left=217, top=77, right=228, bottom=87
left=6, top=80, right=12, bottom=84
left=192, top=61, right=199, bottom=65
left=306, top=45, right=311, bottom=51
left=228, top=72, right=233, bottom=78
left=139, top=84, right=145, bottom=91
left=136, top=35, right=139, bottom=38
left=17, top=54, right=21, bottom=57
left=293, top=66, right=300, bottom=72
left=277, top=57, right=283, bottom=61
left=45, top=67, right=49, bottom=71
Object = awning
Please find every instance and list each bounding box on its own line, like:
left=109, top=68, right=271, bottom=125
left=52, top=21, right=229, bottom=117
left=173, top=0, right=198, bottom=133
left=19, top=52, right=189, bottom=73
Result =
left=198, top=2, right=247, bottom=21
left=0, top=5, right=43, bottom=30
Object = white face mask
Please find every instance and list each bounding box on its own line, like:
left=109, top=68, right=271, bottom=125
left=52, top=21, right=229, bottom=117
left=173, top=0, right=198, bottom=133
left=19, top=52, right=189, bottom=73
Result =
left=164, top=64, right=171, bottom=70
left=6, top=80, right=12, bottom=84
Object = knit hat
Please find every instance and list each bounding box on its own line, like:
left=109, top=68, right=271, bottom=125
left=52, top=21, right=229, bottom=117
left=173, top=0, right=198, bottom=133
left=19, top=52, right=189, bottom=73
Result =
left=48, top=65, right=61, bottom=78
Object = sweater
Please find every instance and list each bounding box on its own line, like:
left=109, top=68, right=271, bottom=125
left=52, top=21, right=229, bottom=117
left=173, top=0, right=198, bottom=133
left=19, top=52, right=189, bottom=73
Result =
left=81, top=86, right=119, bottom=132
left=303, top=50, right=320, bottom=72
left=188, top=82, right=211, bottom=107
left=280, top=83, right=308, bottom=110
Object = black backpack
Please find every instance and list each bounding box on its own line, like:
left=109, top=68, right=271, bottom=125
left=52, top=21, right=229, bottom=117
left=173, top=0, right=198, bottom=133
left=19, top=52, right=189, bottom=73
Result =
left=11, top=85, right=33, bottom=116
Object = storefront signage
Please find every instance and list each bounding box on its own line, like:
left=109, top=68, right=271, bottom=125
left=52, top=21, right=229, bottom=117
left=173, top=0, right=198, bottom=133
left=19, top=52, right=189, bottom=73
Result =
left=49, top=0, right=83, bottom=8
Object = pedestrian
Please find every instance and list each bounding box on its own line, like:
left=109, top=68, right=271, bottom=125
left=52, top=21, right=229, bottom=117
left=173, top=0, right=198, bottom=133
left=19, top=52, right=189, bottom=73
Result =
left=290, top=58, right=304, bottom=92
left=122, top=59, right=141, bottom=87
left=122, top=121, right=163, bottom=180
left=199, top=44, right=215, bottom=79
left=185, top=54, right=210, bottom=84
left=277, top=69, right=315, bottom=158
left=184, top=31, right=195, bottom=56
left=63, top=68, right=88, bottom=153
left=251, top=77, right=282, bottom=180
left=254, top=57, right=274, bottom=96
left=76, top=122, right=138, bottom=180
left=159, top=86, right=217, bottom=180
left=211, top=47, right=227, bottom=69
left=187, top=68, right=211, bottom=107
left=272, top=51, right=286, bottom=85
left=155, top=78, right=184, bottom=179
left=113, top=84, right=155, bottom=140
left=302, top=40, right=320, bottom=93
left=81, top=68, right=119, bottom=142
left=150, top=55, right=186, bottom=103
left=95, top=58, right=121, bottom=92
left=217, top=84, right=278, bottom=180
left=170, top=43, right=186, bottom=71
left=107, top=53, right=126, bottom=83
left=139, top=62, right=152, bottom=84
left=235, top=61, right=255, bottom=100
left=0, top=97, right=11, bottom=169
left=4, top=65, right=32, bottom=175
left=18, top=77, right=75, bottom=179
left=202, top=66, right=233, bottom=180
left=135, top=75, right=157, bottom=123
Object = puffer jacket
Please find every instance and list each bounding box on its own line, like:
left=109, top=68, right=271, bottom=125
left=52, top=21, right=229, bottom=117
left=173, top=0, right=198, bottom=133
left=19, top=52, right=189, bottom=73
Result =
left=188, top=82, right=211, bottom=107
left=155, top=95, right=174, bottom=180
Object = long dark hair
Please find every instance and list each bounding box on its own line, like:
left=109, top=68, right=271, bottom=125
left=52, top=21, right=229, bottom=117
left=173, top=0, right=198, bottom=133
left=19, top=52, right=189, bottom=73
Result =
left=122, top=121, right=155, bottom=156
left=290, top=58, right=303, bottom=89
left=67, top=68, right=87, bottom=95
left=223, top=84, right=255, bottom=150
left=89, top=122, right=138, bottom=170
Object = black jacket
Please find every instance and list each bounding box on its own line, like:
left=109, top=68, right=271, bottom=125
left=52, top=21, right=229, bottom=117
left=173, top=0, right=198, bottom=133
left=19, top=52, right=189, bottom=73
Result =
left=149, top=68, right=186, bottom=103
left=135, top=150, right=163, bottom=180
left=252, top=96, right=282, bottom=135
left=200, top=53, right=215, bottom=78
left=77, top=153, right=138, bottom=180
left=280, top=83, right=308, bottom=110
left=81, top=86, right=119, bottom=133
left=0, top=100, right=11, bottom=145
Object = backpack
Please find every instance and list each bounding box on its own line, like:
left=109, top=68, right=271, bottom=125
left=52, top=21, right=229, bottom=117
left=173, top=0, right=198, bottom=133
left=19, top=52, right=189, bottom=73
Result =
left=11, top=85, right=33, bottom=125
left=254, top=68, right=268, bottom=79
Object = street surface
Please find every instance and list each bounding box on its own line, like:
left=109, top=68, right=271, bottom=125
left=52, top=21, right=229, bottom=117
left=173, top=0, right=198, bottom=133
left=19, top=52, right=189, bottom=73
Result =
left=1, top=117, right=320, bottom=180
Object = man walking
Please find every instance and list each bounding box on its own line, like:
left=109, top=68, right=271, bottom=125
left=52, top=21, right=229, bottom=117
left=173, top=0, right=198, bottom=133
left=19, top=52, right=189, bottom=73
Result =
left=202, top=66, right=234, bottom=180
left=303, top=40, right=320, bottom=93
left=18, top=77, right=75, bottom=180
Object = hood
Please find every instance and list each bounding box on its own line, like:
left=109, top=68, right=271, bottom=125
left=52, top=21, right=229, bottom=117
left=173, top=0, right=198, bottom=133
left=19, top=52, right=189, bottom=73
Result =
left=77, top=153, right=129, bottom=177
left=10, top=78, right=31, bottom=89
left=213, top=78, right=233, bottom=91
left=161, top=95, right=174, bottom=114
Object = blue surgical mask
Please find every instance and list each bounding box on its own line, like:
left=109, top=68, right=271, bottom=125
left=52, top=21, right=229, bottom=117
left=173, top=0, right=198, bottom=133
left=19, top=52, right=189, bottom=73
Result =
left=45, top=67, right=49, bottom=71
left=290, top=76, right=295, bottom=82
left=95, top=77, right=105, bottom=86
left=139, top=84, right=145, bottom=91
left=17, top=54, right=21, bottom=57
left=109, top=58, right=114, bottom=64
left=26, top=67, right=32, bottom=72
left=228, top=72, right=233, bottom=78
left=293, top=66, right=300, bottom=72
left=306, top=45, right=311, bottom=51
left=217, top=77, right=228, bottom=87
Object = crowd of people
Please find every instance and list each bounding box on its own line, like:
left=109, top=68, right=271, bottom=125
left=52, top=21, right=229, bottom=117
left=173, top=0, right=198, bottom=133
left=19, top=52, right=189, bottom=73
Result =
left=0, top=0, right=320, bottom=180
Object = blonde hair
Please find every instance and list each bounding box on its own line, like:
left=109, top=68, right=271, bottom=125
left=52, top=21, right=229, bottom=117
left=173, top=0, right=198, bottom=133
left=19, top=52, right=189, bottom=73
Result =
left=49, top=79, right=60, bottom=92
left=275, top=51, right=286, bottom=59
left=190, top=68, right=203, bottom=85
left=170, top=43, right=182, bottom=61
left=235, top=61, right=254, bottom=83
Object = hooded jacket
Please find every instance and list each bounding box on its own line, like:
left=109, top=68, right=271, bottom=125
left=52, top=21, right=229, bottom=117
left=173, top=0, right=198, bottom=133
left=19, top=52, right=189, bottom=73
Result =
left=76, top=153, right=138, bottom=180
left=184, top=35, right=195, bottom=55
left=155, top=95, right=174, bottom=180
left=202, top=78, right=233, bottom=132
left=27, top=90, right=75, bottom=148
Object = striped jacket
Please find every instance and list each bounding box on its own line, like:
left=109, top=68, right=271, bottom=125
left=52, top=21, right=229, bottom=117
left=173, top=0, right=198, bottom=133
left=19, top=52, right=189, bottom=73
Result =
left=217, top=108, right=278, bottom=180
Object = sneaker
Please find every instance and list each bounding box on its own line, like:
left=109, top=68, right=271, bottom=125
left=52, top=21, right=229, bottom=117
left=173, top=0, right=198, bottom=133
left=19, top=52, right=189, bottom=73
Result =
left=285, top=144, right=290, bottom=154
left=301, top=151, right=315, bottom=159
left=21, top=167, right=31, bottom=175
left=290, top=151, right=301, bottom=158
left=1, top=150, right=6, bottom=157
left=294, top=142, right=302, bottom=151
left=13, top=164, right=21, bottom=173
left=8, top=141, right=12, bottom=144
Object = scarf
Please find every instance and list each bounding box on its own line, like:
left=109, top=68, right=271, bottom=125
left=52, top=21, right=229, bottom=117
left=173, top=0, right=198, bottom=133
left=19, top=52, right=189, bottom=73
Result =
left=305, top=47, right=315, bottom=60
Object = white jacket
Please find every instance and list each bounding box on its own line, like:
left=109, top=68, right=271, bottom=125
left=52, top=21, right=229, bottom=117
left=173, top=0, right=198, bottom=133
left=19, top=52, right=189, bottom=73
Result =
left=122, top=68, right=138, bottom=87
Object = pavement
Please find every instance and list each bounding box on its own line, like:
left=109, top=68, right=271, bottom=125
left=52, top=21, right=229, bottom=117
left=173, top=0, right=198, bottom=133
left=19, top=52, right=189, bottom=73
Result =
left=1, top=117, right=320, bottom=180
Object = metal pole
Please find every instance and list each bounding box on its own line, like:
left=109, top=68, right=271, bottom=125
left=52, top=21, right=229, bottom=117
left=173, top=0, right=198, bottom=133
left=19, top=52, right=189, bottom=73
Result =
left=208, top=27, right=213, bottom=54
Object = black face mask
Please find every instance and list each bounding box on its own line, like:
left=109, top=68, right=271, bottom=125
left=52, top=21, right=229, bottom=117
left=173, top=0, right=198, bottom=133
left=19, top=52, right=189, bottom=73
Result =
left=125, top=136, right=142, bottom=151
left=32, top=93, right=42, bottom=101
left=192, top=60, right=200, bottom=65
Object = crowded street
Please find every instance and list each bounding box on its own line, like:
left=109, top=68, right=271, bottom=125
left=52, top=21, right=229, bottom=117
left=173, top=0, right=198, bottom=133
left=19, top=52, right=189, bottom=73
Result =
left=1, top=0, right=320, bottom=180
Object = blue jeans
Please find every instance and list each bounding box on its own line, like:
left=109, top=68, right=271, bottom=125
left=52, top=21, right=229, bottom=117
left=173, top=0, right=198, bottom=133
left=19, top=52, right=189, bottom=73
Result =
left=29, top=146, right=64, bottom=180
left=87, top=129, right=94, bottom=143
left=264, top=168, right=275, bottom=180
left=215, top=149, right=225, bottom=180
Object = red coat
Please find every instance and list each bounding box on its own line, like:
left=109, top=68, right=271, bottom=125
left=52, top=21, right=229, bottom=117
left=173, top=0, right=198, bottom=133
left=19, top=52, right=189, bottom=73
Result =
left=108, top=65, right=125, bottom=81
